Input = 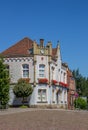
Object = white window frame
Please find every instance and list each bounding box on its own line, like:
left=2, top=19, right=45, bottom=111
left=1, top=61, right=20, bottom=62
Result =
left=22, top=64, right=29, bottom=78
left=39, top=64, right=45, bottom=78
left=37, top=89, right=47, bottom=102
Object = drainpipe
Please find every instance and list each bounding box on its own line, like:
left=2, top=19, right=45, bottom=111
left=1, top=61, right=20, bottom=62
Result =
left=33, top=55, right=36, bottom=87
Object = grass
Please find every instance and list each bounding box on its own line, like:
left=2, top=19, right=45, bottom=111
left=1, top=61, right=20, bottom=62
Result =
left=19, top=105, right=28, bottom=108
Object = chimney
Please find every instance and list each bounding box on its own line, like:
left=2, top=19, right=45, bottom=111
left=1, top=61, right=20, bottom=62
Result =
left=40, top=39, right=44, bottom=47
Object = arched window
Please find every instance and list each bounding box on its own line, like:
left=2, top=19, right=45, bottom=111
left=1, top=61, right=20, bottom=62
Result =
left=22, top=64, right=29, bottom=78
left=39, top=64, right=45, bottom=77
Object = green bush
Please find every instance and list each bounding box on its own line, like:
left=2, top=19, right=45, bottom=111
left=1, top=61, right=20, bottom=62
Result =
left=0, top=56, right=10, bottom=109
left=13, top=78, right=33, bottom=105
left=74, top=97, right=87, bottom=109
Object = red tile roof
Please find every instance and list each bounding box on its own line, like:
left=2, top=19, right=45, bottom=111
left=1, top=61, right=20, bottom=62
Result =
left=2, top=37, right=33, bottom=57
left=1, top=37, right=57, bottom=57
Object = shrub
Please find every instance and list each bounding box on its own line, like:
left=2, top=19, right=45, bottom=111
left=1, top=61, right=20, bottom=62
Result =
left=13, top=78, right=33, bottom=105
left=74, top=97, right=87, bottom=109
left=0, top=56, right=10, bottom=109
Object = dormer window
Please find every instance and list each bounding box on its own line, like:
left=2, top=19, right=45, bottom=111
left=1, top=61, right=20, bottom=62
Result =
left=28, top=48, right=33, bottom=54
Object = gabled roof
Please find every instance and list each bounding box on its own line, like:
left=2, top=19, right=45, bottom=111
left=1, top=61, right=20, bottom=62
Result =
left=2, top=37, right=33, bottom=57
left=2, top=37, right=58, bottom=58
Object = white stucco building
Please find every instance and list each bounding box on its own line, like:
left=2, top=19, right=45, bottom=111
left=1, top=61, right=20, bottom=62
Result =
left=2, top=37, right=68, bottom=108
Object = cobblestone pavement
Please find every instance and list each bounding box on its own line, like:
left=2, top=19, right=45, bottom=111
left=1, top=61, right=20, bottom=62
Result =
left=0, top=108, right=37, bottom=115
left=0, top=108, right=88, bottom=130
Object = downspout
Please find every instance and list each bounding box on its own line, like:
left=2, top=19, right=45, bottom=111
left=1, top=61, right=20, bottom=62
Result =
left=33, top=41, right=36, bottom=87
left=34, top=55, right=36, bottom=87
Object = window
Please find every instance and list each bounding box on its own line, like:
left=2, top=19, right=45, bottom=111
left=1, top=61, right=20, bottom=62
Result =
left=22, top=64, right=29, bottom=78
left=38, top=89, right=47, bottom=102
left=39, top=64, right=45, bottom=77
left=60, top=71, right=63, bottom=82
left=63, top=72, right=66, bottom=83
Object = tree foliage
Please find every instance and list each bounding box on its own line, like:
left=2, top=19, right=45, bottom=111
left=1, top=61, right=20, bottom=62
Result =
left=72, top=69, right=88, bottom=97
left=0, top=56, right=10, bottom=109
left=13, top=78, right=33, bottom=103
left=74, top=97, right=87, bottom=109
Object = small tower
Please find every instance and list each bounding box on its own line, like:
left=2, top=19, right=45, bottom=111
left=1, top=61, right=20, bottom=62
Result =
left=57, top=41, right=62, bottom=61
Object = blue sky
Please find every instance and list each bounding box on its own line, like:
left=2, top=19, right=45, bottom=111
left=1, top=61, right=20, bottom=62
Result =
left=0, top=0, right=88, bottom=77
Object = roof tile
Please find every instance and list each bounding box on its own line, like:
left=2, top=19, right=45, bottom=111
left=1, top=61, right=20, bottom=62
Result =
left=2, top=37, right=33, bottom=57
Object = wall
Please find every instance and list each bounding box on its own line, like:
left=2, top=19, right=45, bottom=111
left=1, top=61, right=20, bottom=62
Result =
left=4, top=57, right=34, bottom=83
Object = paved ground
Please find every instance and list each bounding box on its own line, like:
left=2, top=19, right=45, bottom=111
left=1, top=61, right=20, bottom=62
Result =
left=0, top=108, right=88, bottom=130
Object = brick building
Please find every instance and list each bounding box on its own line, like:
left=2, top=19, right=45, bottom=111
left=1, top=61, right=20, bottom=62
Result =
left=67, top=68, right=76, bottom=109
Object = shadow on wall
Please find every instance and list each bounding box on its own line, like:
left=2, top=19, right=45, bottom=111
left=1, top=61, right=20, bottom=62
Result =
left=10, top=95, right=31, bottom=107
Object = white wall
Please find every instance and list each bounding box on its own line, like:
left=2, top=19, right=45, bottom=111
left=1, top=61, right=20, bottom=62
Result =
left=4, top=57, right=34, bottom=83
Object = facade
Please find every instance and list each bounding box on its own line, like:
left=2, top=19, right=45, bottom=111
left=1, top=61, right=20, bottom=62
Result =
left=67, top=68, right=76, bottom=109
left=2, top=37, right=72, bottom=108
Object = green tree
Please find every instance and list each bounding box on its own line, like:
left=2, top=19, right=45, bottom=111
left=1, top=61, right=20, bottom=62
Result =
left=0, top=56, right=10, bottom=109
left=13, top=78, right=33, bottom=105
left=74, top=97, right=87, bottom=109
left=72, top=69, right=88, bottom=97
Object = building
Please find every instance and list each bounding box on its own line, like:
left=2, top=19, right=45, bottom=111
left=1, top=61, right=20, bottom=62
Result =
left=67, top=68, right=76, bottom=109
left=2, top=37, right=70, bottom=108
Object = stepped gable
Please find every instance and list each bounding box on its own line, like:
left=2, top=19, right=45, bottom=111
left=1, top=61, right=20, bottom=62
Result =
left=2, top=37, right=33, bottom=57
left=52, top=48, right=57, bottom=57
left=67, top=69, right=73, bottom=77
